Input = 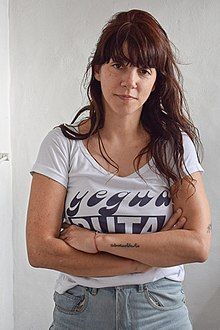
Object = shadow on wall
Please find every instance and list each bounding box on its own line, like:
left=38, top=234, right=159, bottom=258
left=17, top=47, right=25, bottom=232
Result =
left=193, top=288, right=220, bottom=330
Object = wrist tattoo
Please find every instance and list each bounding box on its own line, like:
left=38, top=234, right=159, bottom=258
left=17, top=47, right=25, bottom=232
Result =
left=207, top=224, right=212, bottom=233
left=110, top=243, right=140, bottom=248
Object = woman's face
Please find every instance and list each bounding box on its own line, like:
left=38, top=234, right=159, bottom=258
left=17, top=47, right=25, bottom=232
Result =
left=94, top=53, right=157, bottom=117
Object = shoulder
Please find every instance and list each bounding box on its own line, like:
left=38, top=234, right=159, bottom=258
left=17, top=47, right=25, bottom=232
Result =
left=47, top=126, right=66, bottom=139
left=41, top=126, right=69, bottom=148
left=77, top=118, right=91, bottom=134
left=165, top=131, right=194, bottom=156
left=57, top=118, right=91, bottom=135
left=38, top=125, right=78, bottom=158
left=181, top=131, right=193, bottom=144
left=48, top=125, right=78, bottom=144
left=180, top=131, right=198, bottom=156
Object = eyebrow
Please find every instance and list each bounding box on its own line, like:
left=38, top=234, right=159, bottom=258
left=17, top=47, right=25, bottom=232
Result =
left=110, top=60, right=153, bottom=70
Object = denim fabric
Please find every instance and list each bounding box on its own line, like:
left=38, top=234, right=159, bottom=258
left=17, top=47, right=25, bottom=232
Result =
left=49, top=277, right=193, bottom=330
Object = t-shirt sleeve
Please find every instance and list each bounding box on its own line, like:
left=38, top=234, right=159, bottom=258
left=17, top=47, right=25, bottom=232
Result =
left=30, top=127, right=69, bottom=188
left=168, top=132, right=204, bottom=185
left=181, top=132, right=204, bottom=176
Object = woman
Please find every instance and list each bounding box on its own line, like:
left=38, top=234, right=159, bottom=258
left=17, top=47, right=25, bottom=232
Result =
left=26, top=9, right=211, bottom=330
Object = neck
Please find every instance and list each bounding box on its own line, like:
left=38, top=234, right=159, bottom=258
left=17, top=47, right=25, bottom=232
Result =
left=100, top=109, right=147, bottom=145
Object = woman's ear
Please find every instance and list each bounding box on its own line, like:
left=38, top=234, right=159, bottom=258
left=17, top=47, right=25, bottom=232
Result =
left=151, top=69, right=157, bottom=92
left=151, top=84, right=156, bottom=92
left=151, top=78, right=157, bottom=92
left=94, top=65, right=101, bottom=81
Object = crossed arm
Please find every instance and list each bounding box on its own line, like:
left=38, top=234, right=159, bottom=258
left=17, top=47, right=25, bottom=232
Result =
left=95, top=227, right=209, bottom=267
left=93, top=172, right=211, bottom=266
left=59, top=172, right=212, bottom=267
left=26, top=171, right=211, bottom=277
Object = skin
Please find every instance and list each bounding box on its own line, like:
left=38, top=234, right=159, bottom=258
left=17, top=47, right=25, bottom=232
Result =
left=60, top=210, right=187, bottom=254
left=94, top=56, right=157, bottom=145
left=60, top=172, right=212, bottom=267
left=59, top=46, right=212, bottom=265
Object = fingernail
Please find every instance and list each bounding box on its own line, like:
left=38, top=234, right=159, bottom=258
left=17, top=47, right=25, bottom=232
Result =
left=180, top=217, right=186, bottom=221
left=177, top=208, right=182, bottom=213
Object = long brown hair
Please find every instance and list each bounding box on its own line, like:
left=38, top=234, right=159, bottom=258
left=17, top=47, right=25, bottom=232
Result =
left=58, top=9, right=203, bottom=194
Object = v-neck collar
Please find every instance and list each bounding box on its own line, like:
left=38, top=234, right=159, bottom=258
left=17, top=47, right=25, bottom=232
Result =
left=78, top=138, right=153, bottom=179
left=63, top=122, right=153, bottom=179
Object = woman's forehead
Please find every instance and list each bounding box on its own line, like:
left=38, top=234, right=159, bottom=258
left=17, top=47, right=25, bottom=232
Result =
left=110, top=42, right=133, bottom=62
left=106, top=40, right=156, bottom=68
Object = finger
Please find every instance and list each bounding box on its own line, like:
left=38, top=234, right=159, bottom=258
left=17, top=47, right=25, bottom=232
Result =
left=161, top=209, right=182, bottom=231
left=172, top=217, right=186, bottom=230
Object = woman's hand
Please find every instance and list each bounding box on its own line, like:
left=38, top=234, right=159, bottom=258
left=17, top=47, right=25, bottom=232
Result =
left=59, top=224, right=98, bottom=254
left=161, top=208, right=187, bottom=232
left=59, top=209, right=186, bottom=255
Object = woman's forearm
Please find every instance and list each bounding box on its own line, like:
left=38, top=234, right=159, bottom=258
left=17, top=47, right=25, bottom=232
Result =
left=95, top=230, right=205, bottom=267
left=28, top=237, right=151, bottom=277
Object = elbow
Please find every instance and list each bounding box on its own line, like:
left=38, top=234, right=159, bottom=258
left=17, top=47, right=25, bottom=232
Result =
left=26, top=236, right=57, bottom=268
left=195, top=237, right=210, bottom=263
left=26, top=240, right=47, bottom=268
left=27, top=249, right=42, bottom=268
left=28, top=259, right=40, bottom=268
left=26, top=235, right=54, bottom=268
left=196, top=250, right=208, bottom=263
left=197, top=247, right=209, bottom=263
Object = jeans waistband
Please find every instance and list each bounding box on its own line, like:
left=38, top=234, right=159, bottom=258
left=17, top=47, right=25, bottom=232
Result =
left=86, top=283, right=147, bottom=295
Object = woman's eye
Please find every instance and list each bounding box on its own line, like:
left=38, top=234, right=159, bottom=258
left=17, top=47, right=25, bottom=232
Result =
left=140, top=69, right=151, bottom=76
left=112, top=63, right=123, bottom=69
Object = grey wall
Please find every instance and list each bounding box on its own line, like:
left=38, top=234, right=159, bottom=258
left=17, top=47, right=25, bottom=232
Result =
left=0, top=0, right=13, bottom=329
left=8, top=0, right=220, bottom=329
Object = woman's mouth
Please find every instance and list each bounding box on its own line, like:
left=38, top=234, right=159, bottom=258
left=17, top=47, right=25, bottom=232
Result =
left=116, top=94, right=137, bottom=100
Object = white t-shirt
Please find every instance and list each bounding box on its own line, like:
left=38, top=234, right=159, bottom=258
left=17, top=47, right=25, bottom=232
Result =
left=30, top=124, right=204, bottom=294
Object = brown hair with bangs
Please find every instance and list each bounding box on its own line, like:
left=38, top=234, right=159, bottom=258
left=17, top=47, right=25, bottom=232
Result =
left=58, top=9, right=203, bottom=195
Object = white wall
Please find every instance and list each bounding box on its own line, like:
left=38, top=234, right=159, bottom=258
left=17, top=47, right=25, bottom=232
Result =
left=8, top=0, right=220, bottom=329
left=0, top=0, right=13, bottom=329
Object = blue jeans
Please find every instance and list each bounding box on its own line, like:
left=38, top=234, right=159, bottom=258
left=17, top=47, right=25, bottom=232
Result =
left=49, top=277, right=193, bottom=329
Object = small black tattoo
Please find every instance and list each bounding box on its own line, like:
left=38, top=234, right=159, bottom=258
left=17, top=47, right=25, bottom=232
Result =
left=110, top=243, right=140, bottom=248
left=207, top=224, right=212, bottom=233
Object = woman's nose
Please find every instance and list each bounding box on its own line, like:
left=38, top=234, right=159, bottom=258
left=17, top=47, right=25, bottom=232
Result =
left=120, top=68, right=138, bottom=89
